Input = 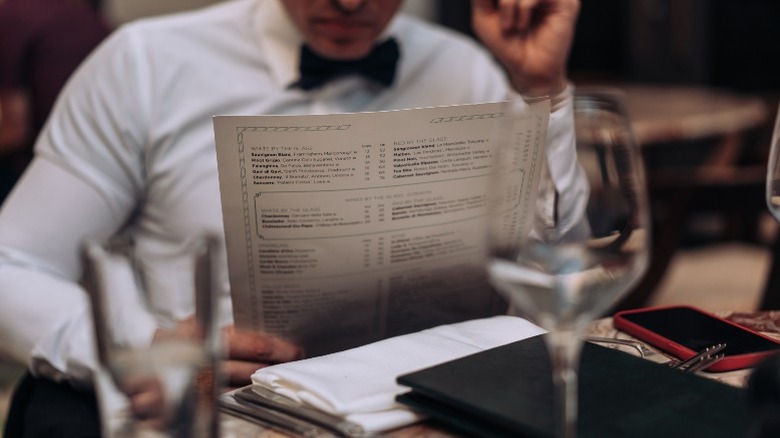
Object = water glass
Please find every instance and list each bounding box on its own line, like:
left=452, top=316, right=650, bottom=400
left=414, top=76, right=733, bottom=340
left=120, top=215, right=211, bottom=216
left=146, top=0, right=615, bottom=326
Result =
left=83, top=234, right=221, bottom=438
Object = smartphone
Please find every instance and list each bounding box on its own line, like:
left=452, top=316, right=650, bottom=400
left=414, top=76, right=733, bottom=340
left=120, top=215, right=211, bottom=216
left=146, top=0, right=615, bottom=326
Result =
left=613, top=305, right=780, bottom=371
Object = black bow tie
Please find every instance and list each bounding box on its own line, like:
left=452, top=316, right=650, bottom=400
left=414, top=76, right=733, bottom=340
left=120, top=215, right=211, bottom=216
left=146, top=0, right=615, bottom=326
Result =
left=292, top=38, right=400, bottom=91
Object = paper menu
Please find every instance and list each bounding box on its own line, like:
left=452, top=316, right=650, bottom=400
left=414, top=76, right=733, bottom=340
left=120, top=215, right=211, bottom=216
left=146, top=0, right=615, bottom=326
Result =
left=213, top=100, right=549, bottom=356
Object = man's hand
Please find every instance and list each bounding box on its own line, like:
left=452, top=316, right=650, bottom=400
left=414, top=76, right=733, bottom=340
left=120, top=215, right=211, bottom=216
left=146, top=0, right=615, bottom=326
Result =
left=119, top=324, right=302, bottom=431
left=154, top=320, right=303, bottom=387
left=222, top=325, right=304, bottom=387
left=471, top=0, right=580, bottom=96
left=117, top=375, right=169, bottom=431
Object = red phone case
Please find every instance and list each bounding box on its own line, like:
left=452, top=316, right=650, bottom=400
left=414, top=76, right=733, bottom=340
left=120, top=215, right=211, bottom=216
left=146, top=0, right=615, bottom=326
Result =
left=613, top=305, right=780, bottom=372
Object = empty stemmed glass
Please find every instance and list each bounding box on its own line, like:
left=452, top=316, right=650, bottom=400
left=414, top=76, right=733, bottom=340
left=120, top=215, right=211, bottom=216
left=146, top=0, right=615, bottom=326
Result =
left=486, top=90, right=651, bottom=437
left=764, top=103, right=780, bottom=223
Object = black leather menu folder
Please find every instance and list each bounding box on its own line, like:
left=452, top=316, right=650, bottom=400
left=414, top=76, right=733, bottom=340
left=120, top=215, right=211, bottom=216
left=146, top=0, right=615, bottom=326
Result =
left=396, top=335, right=751, bottom=438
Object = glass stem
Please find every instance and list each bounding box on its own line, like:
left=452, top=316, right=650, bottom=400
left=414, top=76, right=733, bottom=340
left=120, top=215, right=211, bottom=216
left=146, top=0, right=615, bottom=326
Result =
left=547, top=329, right=584, bottom=438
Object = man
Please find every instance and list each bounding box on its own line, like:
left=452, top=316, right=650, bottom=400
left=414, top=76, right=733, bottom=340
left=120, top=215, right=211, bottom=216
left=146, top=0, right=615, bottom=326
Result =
left=0, top=0, right=580, bottom=435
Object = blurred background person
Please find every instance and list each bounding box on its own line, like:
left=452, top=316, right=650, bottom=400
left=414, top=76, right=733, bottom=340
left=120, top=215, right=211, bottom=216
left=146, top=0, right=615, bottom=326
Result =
left=0, top=0, right=110, bottom=204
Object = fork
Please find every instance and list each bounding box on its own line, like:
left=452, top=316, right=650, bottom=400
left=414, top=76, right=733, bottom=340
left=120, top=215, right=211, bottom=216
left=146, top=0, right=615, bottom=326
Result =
left=669, top=343, right=727, bottom=372
left=586, top=336, right=659, bottom=358
left=586, top=337, right=726, bottom=372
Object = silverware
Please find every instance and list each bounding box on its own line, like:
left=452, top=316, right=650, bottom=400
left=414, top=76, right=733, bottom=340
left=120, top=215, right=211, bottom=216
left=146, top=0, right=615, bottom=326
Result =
left=684, top=352, right=726, bottom=373
left=231, top=386, right=367, bottom=438
left=586, top=336, right=659, bottom=358
left=219, top=391, right=335, bottom=438
left=587, top=337, right=727, bottom=373
left=670, top=343, right=727, bottom=373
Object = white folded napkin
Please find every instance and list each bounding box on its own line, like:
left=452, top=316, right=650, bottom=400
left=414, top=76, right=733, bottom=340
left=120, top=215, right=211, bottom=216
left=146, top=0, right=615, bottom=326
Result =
left=250, top=315, right=546, bottom=433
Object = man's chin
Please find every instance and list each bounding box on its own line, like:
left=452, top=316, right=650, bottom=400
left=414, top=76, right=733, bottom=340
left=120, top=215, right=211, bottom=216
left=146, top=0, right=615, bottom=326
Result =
left=308, top=40, right=375, bottom=61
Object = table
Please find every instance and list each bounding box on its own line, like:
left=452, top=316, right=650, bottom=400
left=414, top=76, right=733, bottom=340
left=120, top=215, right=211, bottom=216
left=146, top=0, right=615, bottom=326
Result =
left=603, top=84, right=772, bottom=310
left=589, top=310, right=780, bottom=388
left=220, top=310, right=780, bottom=437
left=617, top=84, right=768, bottom=146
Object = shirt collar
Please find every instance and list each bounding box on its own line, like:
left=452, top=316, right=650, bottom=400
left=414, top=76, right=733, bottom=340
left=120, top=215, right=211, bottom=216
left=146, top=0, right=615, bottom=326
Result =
left=254, top=0, right=303, bottom=87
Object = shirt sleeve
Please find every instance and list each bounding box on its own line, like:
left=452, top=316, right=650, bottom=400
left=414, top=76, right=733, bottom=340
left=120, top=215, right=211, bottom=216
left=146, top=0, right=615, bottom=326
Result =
left=0, top=158, right=158, bottom=384
left=504, top=85, right=588, bottom=242
left=543, top=85, right=589, bottom=241
left=0, top=26, right=158, bottom=384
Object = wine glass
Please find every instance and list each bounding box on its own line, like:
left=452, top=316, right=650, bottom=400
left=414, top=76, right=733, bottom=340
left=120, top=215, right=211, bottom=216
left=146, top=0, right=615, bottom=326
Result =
left=764, top=103, right=780, bottom=222
left=486, top=90, right=651, bottom=437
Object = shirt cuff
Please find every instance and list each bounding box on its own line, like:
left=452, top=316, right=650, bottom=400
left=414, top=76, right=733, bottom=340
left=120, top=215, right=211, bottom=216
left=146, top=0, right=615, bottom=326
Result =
left=548, top=83, right=574, bottom=113
left=506, top=82, right=573, bottom=114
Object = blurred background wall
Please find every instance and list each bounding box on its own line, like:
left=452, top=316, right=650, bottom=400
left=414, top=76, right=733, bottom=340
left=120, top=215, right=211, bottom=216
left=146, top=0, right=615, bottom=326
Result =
left=102, top=0, right=222, bottom=24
